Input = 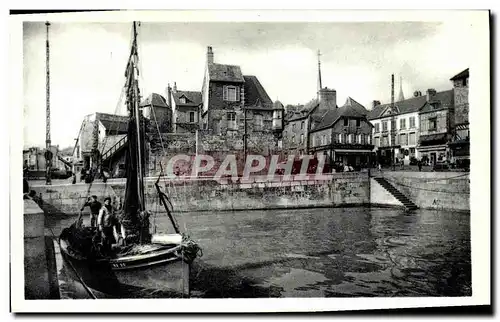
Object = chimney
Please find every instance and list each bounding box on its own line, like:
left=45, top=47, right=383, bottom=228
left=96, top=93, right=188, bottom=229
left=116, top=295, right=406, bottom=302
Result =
left=166, top=84, right=172, bottom=107
left=207, top=46, right=214, bottom=65
left=426, top=88, right=437, bottom=102
left=391, top=74, right=395, bottom=110
left=173, top=82, right=177, bottom=92
left=413, top=90, right=422, bottom=97
left=372, top=100, right=381, bottom=109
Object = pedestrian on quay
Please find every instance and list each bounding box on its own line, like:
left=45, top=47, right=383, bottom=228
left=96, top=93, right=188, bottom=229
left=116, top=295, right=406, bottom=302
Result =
left=81, top=195, right=102, bottom=228
left=378, top=163, right=382, bottom=172
left=417, top=159, right=422, bottom=172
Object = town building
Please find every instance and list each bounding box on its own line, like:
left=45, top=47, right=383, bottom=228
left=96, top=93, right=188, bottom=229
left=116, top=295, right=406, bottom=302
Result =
left=308, top=97, right=373, bottom=168
left=368, top=75, right=454, bottom=166
left=73, top=112, right=129, bottom=177
left=417, top=89, right=455, bottom=165
left=282, top=88, right=339, bottom=155
left=369, top=92, right=423, bottom=165
left=448, top=68, right=469, bottom=167
left=200, top=46, right=282, bottom=138
left=141, top=92, right=172, bottom=133
left=166, top=83, right=202, bottom=133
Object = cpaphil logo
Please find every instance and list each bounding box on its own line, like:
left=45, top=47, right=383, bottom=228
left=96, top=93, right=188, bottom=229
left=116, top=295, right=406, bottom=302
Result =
left=165, top=154, right=330, bottom=183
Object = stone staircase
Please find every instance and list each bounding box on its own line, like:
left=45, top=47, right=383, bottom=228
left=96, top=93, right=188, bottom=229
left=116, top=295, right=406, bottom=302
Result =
left=373, top=177, right=418, bottom=211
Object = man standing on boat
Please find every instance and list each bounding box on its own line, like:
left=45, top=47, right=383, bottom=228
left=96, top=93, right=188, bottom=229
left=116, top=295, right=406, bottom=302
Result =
left=97, top=197, right=121, bottom=252
left=80, top=195, right=101, bottom=228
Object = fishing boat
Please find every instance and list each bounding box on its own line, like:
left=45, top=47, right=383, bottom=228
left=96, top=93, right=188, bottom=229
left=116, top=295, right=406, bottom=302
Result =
left=58, top=21, right=201, bottom=298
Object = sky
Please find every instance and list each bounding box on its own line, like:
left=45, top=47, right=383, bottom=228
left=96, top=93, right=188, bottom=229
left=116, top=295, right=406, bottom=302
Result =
left=23, top=20, right=474, bottom=149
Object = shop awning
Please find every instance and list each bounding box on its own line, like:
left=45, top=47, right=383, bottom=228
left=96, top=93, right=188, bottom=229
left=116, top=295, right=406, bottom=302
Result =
left=419, top=133, right=448, bottom=146
left=334, top=149, right=374, bottom=154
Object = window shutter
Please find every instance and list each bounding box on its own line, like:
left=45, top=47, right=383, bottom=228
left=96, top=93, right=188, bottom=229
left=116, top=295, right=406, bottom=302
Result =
left=223, top=86, right=227, bottom=100
left=236, top=86, right=240, bottom=101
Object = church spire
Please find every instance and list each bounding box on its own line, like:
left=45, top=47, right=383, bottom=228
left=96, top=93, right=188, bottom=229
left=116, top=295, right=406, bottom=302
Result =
left=398, top=75, right=405, bottom=102
left=317, top=50, right=322, bottom=100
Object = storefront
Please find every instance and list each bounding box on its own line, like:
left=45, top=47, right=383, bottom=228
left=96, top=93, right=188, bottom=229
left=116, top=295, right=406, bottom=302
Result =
left=417, top=133, right=450, bottom=166
left=310, top=144, right=374, bottom=169
left=376, top=145, right=400, bottom=166
left=448, top=139, right=470, bottom=168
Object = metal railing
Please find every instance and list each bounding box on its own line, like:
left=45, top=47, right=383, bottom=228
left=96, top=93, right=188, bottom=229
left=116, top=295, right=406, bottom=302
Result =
left=101, top=136, right=128, bottom=161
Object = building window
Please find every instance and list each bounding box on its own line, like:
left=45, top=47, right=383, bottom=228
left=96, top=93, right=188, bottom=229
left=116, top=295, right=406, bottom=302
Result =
left=356, top=119, right=361, bottom=127
left=382, top=121, right=388, bottom=132
left=227, top=112, right=236, bottom=130
left=292, top=136, right=295, bottom=144
left=357, top=134, right=361, bottom=144
left=382, top=135, right=389, bottom=146
left=409, top=116, right=416, bottom=128
left=321, top=135, right=326, bottom=145
left=374, top=123, right=380, bottom=133
left=292, top=124, right=296, bottom=130
left=223, top=86, right=239, bottom=102
left=300, top=134, right=304, bottom=144
left=368, top=135, right=372, bottom=145
left=337, top=133, right=342, bottom=143
left=391, top=119, right=396, bottom=131
left=348, top=134, right=354, bottom=144
left=344, top=118, right=349, bottom=126
left=428, top=117, right=437, bottom=131
left=189, top=111, right=195, bottom=123
left=409, top=132, right=416, bottom=145
left=255, top=114, right=263, bottom=130
left=374, top=137, right=380, bottom=147
left=301, top=121, right=304, bottom=129
left=400, top=133, right=408, bottom=146
left=180, top=97, right=187, bottom=104
left=400, top=118, right=406, bottom=129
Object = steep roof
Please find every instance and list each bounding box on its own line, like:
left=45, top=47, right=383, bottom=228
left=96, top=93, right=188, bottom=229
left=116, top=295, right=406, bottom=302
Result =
left=95, top=112, right=129, bottom=134
left=140, top=93, right=168, bottom=107
left=208, top=63, right=244, bottom=83
left=367, top=89, right=453, bottom=120
left=450, top=68, right=469, bottom=81
left=273, top=100, right=284, bottom=110
left=311, top=100, right=368, bottom=132
left=419, top=90, right=454, bottom=113
left=172, top=90, right=202, bottom=107
left=343, top=97, right=368, bottom=116
left=243, top=75, right=273, bottom=108
left=285, top=99, right=319, bottom=121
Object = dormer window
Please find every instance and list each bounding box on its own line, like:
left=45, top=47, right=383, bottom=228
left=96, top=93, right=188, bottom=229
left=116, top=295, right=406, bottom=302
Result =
left=180, top=97, right=187, bottom=104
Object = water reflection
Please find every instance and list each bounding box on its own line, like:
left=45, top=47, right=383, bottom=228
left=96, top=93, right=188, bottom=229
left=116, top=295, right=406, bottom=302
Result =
left=47, top=207, right=471, bottom=298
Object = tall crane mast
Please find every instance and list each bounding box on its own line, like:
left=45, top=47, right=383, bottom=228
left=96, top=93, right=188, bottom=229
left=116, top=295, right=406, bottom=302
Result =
left=44, top=21, right=53, bottom=185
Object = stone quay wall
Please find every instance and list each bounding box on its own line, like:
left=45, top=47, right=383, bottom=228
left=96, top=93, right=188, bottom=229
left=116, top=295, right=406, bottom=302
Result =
left=31, top=173, right=370, bottom=214
left=378, top=171, right=470, bottom=211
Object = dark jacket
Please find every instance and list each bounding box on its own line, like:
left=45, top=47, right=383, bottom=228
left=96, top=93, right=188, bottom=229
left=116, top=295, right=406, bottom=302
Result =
left=81, top=200, right=102, bottom=214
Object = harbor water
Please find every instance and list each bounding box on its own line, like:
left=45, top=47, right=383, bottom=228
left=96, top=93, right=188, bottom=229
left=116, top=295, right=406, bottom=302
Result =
left=46, top=207, right=471, bottom=298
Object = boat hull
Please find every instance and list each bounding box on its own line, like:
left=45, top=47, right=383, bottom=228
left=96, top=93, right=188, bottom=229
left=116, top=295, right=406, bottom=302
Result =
left=59, top=238, right=190, bottom=298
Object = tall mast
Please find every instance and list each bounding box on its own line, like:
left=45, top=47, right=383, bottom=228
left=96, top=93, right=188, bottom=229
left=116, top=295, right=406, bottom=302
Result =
left=390, top=74, right=396, bottom=169
left=45, top=21, right=52, bottom=185
left=317, top=50, right=322, bottom=101
left=132, top=21, right=145, bottom=210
